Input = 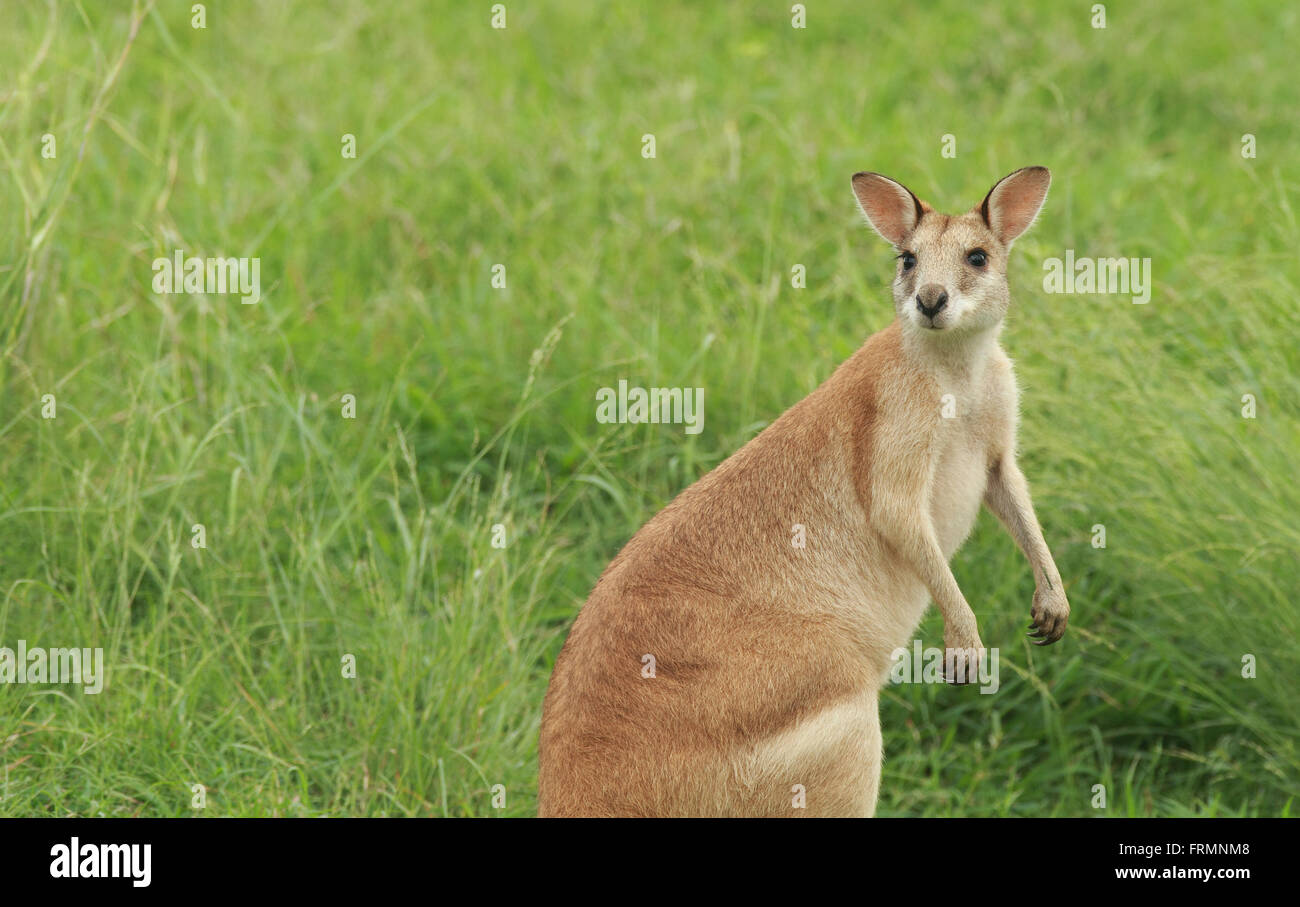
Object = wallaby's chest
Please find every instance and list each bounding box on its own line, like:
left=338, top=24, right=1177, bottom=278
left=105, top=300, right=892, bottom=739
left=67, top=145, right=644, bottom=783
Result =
left=928, top=381, right=1006, bottom=557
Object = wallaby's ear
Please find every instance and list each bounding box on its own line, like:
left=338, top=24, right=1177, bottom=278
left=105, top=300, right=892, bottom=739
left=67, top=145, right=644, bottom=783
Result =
left=979, top=166, right=1051, bottom=245
left=852, top=172, right=926, bottom=246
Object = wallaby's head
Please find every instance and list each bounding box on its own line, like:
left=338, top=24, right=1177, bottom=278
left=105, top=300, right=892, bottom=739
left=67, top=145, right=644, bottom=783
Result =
left=851, top=167, right=1050, bottom=338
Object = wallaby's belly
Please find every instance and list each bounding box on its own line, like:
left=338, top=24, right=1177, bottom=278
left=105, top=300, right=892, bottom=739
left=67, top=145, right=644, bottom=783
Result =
left=735, top=686, right=882, bottom=817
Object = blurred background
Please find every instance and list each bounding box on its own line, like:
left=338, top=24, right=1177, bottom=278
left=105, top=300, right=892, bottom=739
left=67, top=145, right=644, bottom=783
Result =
left=0, top=0, right=1296, bottom=816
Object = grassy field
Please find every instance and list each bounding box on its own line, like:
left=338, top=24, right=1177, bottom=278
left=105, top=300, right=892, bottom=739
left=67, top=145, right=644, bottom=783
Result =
left=1, top=0, right=1296, bottom=817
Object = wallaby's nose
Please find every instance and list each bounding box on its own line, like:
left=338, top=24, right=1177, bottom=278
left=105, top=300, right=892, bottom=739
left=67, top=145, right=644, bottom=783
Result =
left=916, top=285, right=949, bottom=320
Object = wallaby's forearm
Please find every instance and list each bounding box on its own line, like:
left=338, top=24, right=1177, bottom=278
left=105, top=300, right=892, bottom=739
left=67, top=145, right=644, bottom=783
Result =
left=984, top=458, right=1061, bottom=589
left=872, top=491, right=981, bottom=650
left=984, top=456, right=1070, bottom=643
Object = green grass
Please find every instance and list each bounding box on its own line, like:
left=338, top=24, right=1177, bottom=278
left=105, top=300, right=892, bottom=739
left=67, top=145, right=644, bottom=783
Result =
left=1, top=0, right=1297, bottom=817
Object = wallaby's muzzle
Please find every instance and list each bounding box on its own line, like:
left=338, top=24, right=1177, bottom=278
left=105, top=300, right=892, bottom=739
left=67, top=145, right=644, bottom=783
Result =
left=916, top=284, right=949, bottom=322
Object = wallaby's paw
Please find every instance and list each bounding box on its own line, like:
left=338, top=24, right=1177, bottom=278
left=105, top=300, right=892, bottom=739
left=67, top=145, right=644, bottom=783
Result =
left=942, top=620, right=986, bottom=684
left=1028, top=584, right=1070, bottom=645
left=941, top=645, right=986, bottom=685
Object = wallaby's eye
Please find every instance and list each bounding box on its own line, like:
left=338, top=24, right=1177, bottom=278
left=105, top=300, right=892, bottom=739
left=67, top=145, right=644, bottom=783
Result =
left=899, top=252, right=917, bottom=272
left=966, top=249, right=988, bottom=268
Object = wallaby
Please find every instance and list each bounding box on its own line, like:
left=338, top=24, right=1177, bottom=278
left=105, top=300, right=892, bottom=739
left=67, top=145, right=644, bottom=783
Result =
left=538, top=167, right=1070, bottom=817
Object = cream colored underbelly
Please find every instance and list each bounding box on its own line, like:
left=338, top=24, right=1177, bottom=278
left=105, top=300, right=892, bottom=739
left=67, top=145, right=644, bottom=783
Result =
left=734, top=687, right=883, bottom=816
